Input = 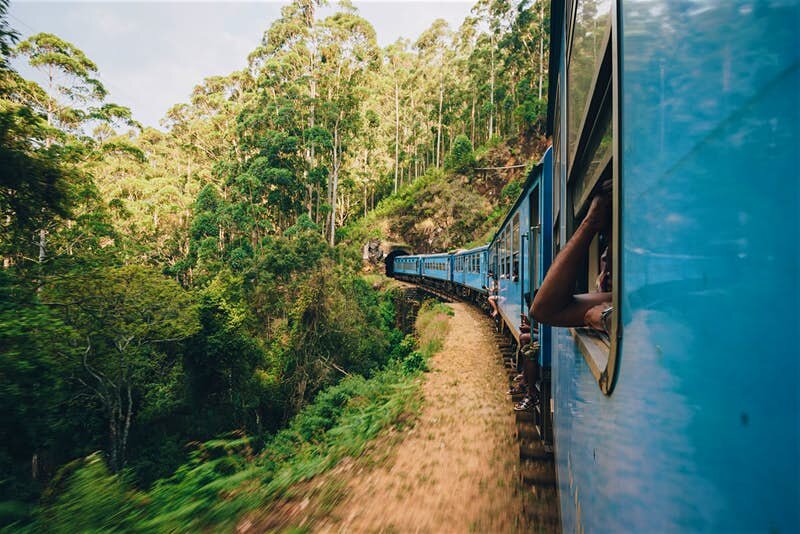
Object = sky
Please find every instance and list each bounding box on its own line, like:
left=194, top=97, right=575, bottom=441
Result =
left=8, top=1, right=473, bottom=129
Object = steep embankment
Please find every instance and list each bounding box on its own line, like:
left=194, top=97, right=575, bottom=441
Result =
left=343, top=135, right=548, bottom=255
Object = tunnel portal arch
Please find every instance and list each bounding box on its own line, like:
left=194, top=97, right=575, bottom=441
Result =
left=383, top=247, right=412, bottom=277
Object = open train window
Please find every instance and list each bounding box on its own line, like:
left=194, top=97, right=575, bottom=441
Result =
left=530, top=185, right=541, bottom=290
left=505, top=230, right=511, bottom=279
left=560, top=0, right=620, bottom=395
left=499, top=230, right=507, bottom=278
left=511, top=214, right=520, bottom=281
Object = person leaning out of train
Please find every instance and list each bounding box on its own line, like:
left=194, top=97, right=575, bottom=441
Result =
left=486, top=270, right=500, bottom=318
left=512, top=313, right=541, bottom=411
left=531, top=183, right=613, bottom=332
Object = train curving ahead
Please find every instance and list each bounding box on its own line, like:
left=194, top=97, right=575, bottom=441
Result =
left=393, top=0, right=799, bottom=531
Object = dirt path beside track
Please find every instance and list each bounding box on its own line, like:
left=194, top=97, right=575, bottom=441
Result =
left=318, top=302, right=528, bottom=533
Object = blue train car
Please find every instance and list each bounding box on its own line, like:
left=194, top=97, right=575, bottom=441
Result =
left=489, top=162, right=550, bottom=343
left=453, top=245, right=489, bottom=293
left=420, top=252, right=452, bottom=284
left=393, top=255, right=420, bottom=278
left=546, top=0, right=798, bottom=531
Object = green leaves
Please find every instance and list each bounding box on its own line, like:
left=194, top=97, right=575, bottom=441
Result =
left=445, top=134, right=476, bottom=174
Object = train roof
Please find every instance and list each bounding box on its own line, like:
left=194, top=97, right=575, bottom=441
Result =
left=417, top=252, right=451, bottom=259
left=453, top=245, right=488, bottom=255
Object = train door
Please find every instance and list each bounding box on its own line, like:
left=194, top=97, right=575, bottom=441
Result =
left=529, top=184, right=541, bottom=297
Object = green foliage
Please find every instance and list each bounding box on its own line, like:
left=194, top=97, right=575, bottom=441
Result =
left=33, top=288, right=452, bottom=532
left=0, top=271, right=77, bottom=504
left=0, top=101, right=76, bottom=258
left=36, top=454, right=144, bottom=533
left=444, top=134, right=476, bottom=174
left=0, top=0, right=18, bottom=70
left=500, top=179, right=522, bottom=205
left=43, top=265, right=201, bottom=472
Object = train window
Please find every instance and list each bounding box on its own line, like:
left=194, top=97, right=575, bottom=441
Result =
left=499, top=232, right=506, bottom=278
left=512, top=214, right=520, bottom=281
left=531, top=185, right=540, bottom=289
left=567, top=0, right=612, bottom=169
left=503, top=230, right=510, bottom=278
left=560, top=0, right=620, bottom=395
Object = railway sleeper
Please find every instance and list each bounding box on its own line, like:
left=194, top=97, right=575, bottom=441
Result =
left=520, top=459, right=557, bottom=487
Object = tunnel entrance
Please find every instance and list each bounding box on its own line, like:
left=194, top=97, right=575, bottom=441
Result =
left=384, top=249, right=410, bottom=277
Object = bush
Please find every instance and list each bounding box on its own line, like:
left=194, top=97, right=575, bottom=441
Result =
left=36, top=454, right=143, bottom=533
left=445, top=134, right=476, bottom=174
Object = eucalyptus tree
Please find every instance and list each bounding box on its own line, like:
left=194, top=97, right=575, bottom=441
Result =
left=0, top=0, right=16, bottom=70
left=413, top=19, right=453, bottom=170
left=9, top=33, right=135, bottom=265
left=315, top=6, right=379, bottom=244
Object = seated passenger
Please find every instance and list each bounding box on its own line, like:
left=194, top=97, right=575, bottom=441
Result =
left=486, top=270, right=499, bottom=318
left=514, top=310, right=541, bottom=411
left=531, top=184, right=613, bottom=332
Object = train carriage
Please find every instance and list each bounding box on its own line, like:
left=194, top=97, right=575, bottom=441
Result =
left=392, top=255, right=420, bottom=279
left=420, top=252, right=453, bottom=286
left=452, top=245, right=489, bottom=294
left=488, top=161, right=551, bottom=344
left=545, top=0, right=798, bottom=531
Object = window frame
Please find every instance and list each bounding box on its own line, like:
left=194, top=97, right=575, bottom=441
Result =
left=562, top=0, right=622, bottom=396
left=511, top=214, right=520, bottom=281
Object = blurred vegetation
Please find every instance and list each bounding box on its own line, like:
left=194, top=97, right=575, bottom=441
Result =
left=12, top=300, right=451, bottom=532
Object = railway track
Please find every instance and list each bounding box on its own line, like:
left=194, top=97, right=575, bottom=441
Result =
left=398, top=278, right=561, bottom=531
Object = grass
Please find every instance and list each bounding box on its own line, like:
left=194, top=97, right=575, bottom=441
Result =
left=25, top=299, right=454, bottom=533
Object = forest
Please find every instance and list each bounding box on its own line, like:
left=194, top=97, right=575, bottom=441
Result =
left=0, top=0, right=548, bottom=529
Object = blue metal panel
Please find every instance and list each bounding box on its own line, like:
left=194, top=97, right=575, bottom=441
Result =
left=453, top=246, right=489, bottom=292
left=421, top=253, right=452, bottom=282
left=539, top=148, right=553, bottom=368
left=496, top=199, right=527, bottom=339
left=552, top=1, right=799, bottom=532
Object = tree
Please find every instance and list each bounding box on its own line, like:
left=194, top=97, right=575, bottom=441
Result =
left=45, top=266, right=200, bottom=471
left=14, top=33, right=106, bottom=132
left=445, top=134, right=476, bottom=174
left=0, top=270, right=77, bottom=501
left=0, top=0, right=18, bottom=71
left=316, top=7, right=379, bottom=245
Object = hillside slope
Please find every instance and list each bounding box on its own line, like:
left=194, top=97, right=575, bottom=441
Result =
left=343, top=135, right=548, bottom=254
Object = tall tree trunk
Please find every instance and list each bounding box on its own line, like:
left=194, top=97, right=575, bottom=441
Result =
left=394, top=77, right=399, bottom=193
left=329, top=118, right=340, bottom=247
left=436, top=80, right=443, bottom=168
left=538, top=1, right=545, bottom=100
left=37, top=229, right=46, bottom=263
left=471, top=93, right=476, bottom=146
left=121, top=383, right=132, bottom=468
left=489, top=33, right=495, bottom=139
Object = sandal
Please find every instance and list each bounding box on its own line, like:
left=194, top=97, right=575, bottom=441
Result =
left=514, top=395, right=540, bottom=412
left=507, top=383, right=526, bottom=395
